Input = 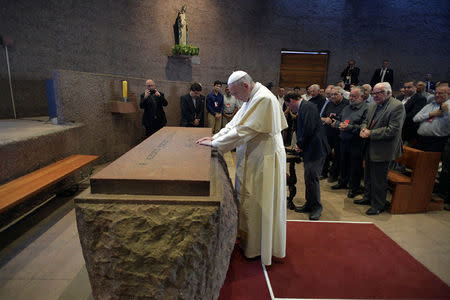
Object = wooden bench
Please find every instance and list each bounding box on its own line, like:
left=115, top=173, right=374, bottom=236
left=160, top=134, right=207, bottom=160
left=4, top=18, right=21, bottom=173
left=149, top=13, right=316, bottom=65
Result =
left=388, top=146, right=441, bottom=214
left=0, top=155, right=99, bottom=213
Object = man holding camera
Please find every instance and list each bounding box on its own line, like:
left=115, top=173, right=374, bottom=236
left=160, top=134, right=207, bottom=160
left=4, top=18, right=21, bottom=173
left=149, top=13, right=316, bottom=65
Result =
left=140, top=79, right=168, bottom=137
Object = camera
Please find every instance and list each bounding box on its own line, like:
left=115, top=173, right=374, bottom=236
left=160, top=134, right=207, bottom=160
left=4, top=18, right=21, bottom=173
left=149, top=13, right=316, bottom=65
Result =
left=329, top=113, right=337, bottom=121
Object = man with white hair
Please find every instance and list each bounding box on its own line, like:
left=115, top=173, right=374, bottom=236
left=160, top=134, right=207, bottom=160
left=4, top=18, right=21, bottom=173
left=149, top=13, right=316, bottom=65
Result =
left=334, top=86, right=368, bottom=197
left=309, top=84, right=326, bottom=113
left=362, top=84, right=374, bottom=104
left=196, top=71, right=287, bottom=266
left=336, top=81, right=350, bottom=99
left=355, top=82, right=405, bottom=215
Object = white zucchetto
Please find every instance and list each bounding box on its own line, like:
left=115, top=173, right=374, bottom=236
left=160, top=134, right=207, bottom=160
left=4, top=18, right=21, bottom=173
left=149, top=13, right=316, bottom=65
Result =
left=227, top=70, right=248, bottom=85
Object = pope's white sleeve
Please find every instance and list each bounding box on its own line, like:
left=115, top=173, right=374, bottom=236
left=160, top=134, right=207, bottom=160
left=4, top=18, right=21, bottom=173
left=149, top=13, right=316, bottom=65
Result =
left=212, top=125, right=259, bottom=153
left=212, top=109, right=243, bottom=139
left=213, top=122, right=233, bottom=139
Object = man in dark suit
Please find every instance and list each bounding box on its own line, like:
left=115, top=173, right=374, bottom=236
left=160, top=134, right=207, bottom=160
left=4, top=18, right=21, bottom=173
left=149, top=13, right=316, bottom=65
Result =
left=401, top=81, right=427, bottom=143
left=356, top=82, right=405, bottom=215
left=370, top=60, right=394, bottom=88
left=180, top=83, right=205, bottom=127
left=424, top=73, right=436, bottom=93
left=284, top=92, right=330, bottom=220
left=140, top=79, right=168, bottom=137
left=340, top=59, right=360, bottom=90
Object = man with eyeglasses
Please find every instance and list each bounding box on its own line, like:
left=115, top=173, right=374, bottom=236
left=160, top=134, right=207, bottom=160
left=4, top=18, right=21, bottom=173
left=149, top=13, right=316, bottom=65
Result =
left=334, top=86, right=368, bottom=197
left=413, top=85, right=449, bottom=152
left=140, top=79, right=168, bottom=137
left=355, top=82, right=405, bottom=215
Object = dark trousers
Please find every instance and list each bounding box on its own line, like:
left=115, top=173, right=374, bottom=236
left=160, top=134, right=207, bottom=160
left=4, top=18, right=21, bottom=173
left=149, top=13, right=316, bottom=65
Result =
left=145, top=122, right=163, bottom=137
left=363, top=154, right=390, bottom=210
left=340, top=139, right=363, bottom=191
left=322, top=135, right=340, bottom=178
left=304, top=156, right=325, bottom=212
left=416, top=135, right=448, bottom=152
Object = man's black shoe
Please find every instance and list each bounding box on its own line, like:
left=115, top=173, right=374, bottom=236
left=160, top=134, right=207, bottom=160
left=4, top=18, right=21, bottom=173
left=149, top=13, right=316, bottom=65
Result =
left=366, top=207, right=383, bottom=215
left=294, top=204, right=311, bottom=213
left=347, top=189, right=363, bottom=198
left=327, top=176, right=338, bottom=183
left=331, top=183, right=347, bottom=190
left=319, top=175, right=328, bottom=180
left=353, top=198, right=370, bottom=205
left=309, top=209, right=321, bottom=220
left=347, top=191, right=357, bottom=198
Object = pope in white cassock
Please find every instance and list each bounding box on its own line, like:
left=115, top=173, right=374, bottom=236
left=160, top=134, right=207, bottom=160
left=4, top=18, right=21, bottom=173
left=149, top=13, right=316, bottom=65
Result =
left=196, top=71, right=287, bottom=266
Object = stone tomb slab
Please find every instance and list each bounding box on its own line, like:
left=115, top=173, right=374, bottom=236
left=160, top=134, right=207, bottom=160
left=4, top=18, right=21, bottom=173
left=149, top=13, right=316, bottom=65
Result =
left=90, top=127, right=212, bottom=196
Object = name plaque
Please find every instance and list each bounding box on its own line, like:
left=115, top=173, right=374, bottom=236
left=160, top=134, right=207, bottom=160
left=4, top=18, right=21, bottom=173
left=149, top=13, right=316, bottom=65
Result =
left=90, top=127, right=212, bottom=196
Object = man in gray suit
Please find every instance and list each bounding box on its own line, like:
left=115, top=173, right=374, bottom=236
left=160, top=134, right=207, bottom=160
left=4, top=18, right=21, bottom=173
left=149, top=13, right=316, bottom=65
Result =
left=354, top=82, right=405, bottom=215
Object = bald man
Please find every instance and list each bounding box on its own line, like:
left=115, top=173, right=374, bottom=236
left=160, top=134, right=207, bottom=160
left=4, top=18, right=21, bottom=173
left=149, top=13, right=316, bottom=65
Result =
left=140, top=79, right=168, bottom=136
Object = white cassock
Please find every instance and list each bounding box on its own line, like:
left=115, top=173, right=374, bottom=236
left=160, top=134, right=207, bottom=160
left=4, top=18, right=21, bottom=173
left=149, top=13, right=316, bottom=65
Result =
left=212, top=82, right=288, bottom=266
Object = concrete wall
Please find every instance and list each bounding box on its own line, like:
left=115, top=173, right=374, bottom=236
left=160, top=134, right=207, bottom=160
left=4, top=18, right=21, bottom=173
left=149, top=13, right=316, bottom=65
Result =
left=0, top=79, right=48, bottom=119
left=1, top=0, right=449, bottom=117
left=53, top=69, right=214, bottom=162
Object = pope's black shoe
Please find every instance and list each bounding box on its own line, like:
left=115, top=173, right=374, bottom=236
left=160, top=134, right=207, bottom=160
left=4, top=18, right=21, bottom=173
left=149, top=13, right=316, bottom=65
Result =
left=294, top=204, right=311, bottom=213
left=366, top=207, right=383, bottom=215
left=353, top=198, right=370, bottom=205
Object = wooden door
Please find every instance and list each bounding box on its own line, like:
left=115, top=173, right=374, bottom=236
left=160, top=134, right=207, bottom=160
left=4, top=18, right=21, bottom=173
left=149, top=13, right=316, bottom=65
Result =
left=279, top=50, right=329, bottom=89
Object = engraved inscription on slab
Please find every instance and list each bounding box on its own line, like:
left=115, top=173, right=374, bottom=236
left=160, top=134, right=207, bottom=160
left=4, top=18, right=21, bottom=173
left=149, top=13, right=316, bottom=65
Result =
left=90, top=127, right=212, bottom=196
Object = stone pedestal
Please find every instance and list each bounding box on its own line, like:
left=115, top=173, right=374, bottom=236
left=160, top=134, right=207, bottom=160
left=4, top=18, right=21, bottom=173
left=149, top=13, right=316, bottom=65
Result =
left=75, top=127, right=237, bottom=300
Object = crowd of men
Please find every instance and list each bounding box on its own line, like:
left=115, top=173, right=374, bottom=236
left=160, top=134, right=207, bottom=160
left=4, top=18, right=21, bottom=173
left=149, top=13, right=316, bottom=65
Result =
left=277, top=65, right=449, bottom=216
left=139, top=63, right=449, bottom=220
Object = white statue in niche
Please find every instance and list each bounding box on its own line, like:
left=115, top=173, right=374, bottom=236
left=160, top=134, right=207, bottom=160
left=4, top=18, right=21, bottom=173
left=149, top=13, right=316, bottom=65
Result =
left=174, top=5, right=188, bottom=45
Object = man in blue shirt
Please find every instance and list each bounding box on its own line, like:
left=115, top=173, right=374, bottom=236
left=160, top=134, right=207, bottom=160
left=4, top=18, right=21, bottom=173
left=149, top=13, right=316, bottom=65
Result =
left=206, top=80, right=224, bottom=134
left=413, top=85, right=449, bottom=152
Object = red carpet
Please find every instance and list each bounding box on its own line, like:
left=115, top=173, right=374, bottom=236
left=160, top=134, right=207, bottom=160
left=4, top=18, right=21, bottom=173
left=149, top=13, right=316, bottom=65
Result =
left=218, top=244, right=271, bottom=300
left=219, top=221, right=450, bottom=299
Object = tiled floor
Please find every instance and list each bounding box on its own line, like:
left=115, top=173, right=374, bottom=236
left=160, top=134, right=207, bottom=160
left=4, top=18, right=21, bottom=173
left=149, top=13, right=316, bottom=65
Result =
left=0, top=152, right=449, bottom=299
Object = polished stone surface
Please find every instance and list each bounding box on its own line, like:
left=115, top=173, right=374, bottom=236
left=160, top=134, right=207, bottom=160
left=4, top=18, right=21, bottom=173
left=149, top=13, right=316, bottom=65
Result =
left=90, top=127, right=211, bottom=196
